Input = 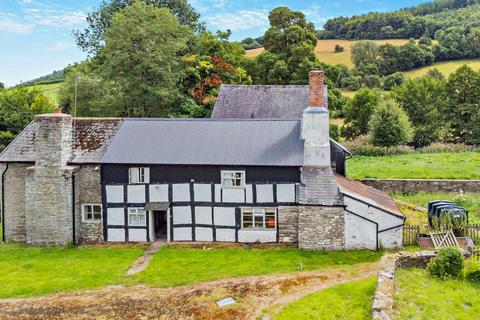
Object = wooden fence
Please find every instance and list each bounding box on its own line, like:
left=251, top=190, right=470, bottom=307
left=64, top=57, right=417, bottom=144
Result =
left=464, top=224, right=480, bottom=242
left=402, top=223, right=480, bottom=246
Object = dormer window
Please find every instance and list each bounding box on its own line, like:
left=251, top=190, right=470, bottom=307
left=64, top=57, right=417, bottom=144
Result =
left=221, top=170, right=245, bottom=188
left=129, top=167, right=150, bottom=184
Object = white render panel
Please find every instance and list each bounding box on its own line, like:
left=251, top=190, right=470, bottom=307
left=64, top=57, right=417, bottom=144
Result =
left=194, top=184, right=212, bottom=202
left=149, top=184, right=169, bottom=202
left=277, top=184, right=296, bottom=203
left=129, top=229, right=147, bottom=242
left=173, top=227, right=192, bottom=241
left=214, top=207, right=236, bottom=226
left=238, top=230, right=276, bottom=243
left=256, top=184, right=274, bottom=203
left=172, top=206, right=191, bottom=224
left=195, top=207, right=212, bottom=225
left=216, top=229, right=236, bottom=242
left=127, top=185, right=145, bottom=203
left=245, top=185, right=253, bottom=203
left=173, top=183, right=190, bottom=202
left=107, top=228, right=125, bottom=242
left=106, top=185, right=124, bottom=203
left=345, top=212, right=377, bottom=250
left=149, top=211, right=155, bottom=241
left=222, top=188, right=245, bottom=203
left=214, top=184, right=221, bottom=202
left=379, top=228, right=403, bottom=249
left=107, top=208, right=125, bottom=226
left=195, top=227, right=213, bottom=241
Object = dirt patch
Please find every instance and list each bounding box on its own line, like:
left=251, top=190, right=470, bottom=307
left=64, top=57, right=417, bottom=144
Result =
left=0, top=262, right=380, bottom=320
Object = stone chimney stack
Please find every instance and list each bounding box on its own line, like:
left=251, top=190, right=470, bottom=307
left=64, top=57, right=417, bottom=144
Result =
left=302, top=70, right=330, bottom=167
left=25, top=108, right=75, bottom=245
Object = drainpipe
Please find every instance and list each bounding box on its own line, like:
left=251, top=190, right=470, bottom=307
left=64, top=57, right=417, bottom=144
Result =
left=71, top=165, right=82, bottom=246
left=1, top=163, right=9, bottom=243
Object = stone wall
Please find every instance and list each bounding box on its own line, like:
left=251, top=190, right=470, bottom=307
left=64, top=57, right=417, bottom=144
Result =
left=74, top=165, right=104, bottom=244
left=361, top=178, right=480, bottom=193
left=278, top=206, right=299, bottom=243
left=298, top=205, right=345, bottom=250
left=1, top=163, right=30, bottom=242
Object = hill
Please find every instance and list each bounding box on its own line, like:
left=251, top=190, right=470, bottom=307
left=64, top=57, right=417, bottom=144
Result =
left=19, top=69, right=65, bottom=87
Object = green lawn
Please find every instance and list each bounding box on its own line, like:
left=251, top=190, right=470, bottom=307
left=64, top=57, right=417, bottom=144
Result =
left=404, top=59, right=480, bottom=79
left=0, top=243, right=144, bottom=298
left=275, top=277, right=376, bottom=320
left=395, top=268, right=480, bottom=320
left=347, top=152, right=480, bottom=180
left=131, top=247, right=382, bottom=287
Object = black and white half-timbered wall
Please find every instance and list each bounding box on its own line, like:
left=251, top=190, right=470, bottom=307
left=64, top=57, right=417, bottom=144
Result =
left=0, top=70, right=404, bottom=250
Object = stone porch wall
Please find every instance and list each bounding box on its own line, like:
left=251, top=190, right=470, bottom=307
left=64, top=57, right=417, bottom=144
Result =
left=361, top=179, right=480, bottom=193
left=298, top=205, right=345, bottom=250
left=278, top=206, right=299, bottom=243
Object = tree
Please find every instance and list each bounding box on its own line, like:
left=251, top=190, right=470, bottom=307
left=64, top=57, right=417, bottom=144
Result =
left=445, top=65, right=480, bottom=144
left=369, top=99, right=413, bottom=148
left=342, top=88, right=380, bottom=139
left=0, top=82, right=4, bottom=91
left=383, top=72, right=405, bottom=90
left=73, top=0, right=203, bottom=55
left=351, top=41, right=379, bottom=67
left=392, top=75, right=446, bottom=147
left=96, top=1, right=191, bottom=117
left=334, top=44, right=344, bottom=52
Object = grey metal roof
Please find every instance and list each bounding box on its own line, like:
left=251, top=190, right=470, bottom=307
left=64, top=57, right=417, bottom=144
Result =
left=0, top=118, right=122, bottom=164
left=101, top=118, right=303, bottom=166
left=212, top=85, right=312, bottom=119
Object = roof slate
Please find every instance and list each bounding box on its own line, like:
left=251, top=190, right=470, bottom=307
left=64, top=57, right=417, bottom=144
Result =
left=101, top=118, right=304, bottom=166
left=0, top=118, right=122, bottom=164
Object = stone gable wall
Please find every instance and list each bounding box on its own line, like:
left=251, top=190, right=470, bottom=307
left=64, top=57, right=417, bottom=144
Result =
left=298, top=205, right=345, bottom=250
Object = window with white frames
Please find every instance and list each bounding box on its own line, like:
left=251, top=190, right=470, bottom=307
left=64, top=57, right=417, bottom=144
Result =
left=82, top=204, right=102, bottom=222
left=221, top=170, right=245, bottom=188
left=242, top=208, right=276, bottom=229
left=128, top=208, right=146, bottom=226
left=129, top=167, right=150, bottom=184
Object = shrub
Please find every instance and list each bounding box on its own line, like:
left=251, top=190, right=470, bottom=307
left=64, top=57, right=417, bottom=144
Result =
left=363, top=75, right=382, bottom=88
left=427, top=247, right=464, bottom=280
left=464, top=259, right=480, bottom=283
left=369, top=99, right=413, bottom=148
left=329, top=124, right=341, bottom=142
left=342, top=88, right=379, bottom=140
left=334, top=44, right=344, bottom=53
left=382, top=72, right=405, bottom=90
left=342, top=135, right=414, bottom=156
left=419, top=142, right=480, bottom=153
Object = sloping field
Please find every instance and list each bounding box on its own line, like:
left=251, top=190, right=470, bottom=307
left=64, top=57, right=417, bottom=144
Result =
left=29, top=82, right=62, bottom=104
left=404, top=59, right=480, bottom=78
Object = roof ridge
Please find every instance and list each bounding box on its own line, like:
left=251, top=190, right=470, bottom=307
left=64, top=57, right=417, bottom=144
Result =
left=122, top=118, right=301, bottom=122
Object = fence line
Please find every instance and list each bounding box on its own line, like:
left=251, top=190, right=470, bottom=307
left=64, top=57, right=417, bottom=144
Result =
left=402, top=223, right=480, bottom=246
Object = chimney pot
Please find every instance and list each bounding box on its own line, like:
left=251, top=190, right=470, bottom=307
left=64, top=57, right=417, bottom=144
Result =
left=309, top=70, right=325, bottom=108
left=54, top=107, right=62, bottom=114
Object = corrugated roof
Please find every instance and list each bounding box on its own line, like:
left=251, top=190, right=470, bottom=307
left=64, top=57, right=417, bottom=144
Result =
left=101, top=118, right=304, bottom=166
left=336, top=175, right=404, bottom=218
left=213, top=85, right=314, bottom=119
left=0, top=118, right=122, bottom=164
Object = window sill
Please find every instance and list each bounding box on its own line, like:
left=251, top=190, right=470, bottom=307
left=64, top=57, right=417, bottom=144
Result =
left=240, top=228, right=276, bottom=231
left=82, top=220, right=103, bottom=224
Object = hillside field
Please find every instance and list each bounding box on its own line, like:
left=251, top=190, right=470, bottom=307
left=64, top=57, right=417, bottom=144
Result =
left=404, top=59, right=480, bottom=78
left=29, top=82, right=62, bottom=105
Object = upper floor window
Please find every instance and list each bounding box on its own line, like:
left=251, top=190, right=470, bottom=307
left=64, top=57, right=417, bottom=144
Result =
left=242, top=208, right=276, bottom=229
left=129, top=167, right=150, bottom=184
left=221, top=170, right=245, bottom=188
left=128, top=208, right=146, bottom=226
left=82, top=204, right=102, bottom=222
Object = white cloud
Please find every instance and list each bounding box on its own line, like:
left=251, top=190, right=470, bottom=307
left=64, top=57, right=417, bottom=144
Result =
left=29, top=10, right=87, bottom=28
left=0, top=18, right=34, bottom=33
left=206, top=10, right=268, bottom=32
left=302, top=5, right=328, bottom=26
left=48, top=41, right=74, bottom=51
left=211, top=0, right=228, bottom=8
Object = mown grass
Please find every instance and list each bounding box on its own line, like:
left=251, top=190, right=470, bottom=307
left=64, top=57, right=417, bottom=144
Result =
left=347, top=152, right=480, bottom=180
left=0, top=243, right=144, bottom=298
left=275, top=277, right=377, bottom=320
left=395, top=268, right=480, bottom=320
left=29, top=82, right=62, bottom=104
left=130, top=247, right=382, bottom=287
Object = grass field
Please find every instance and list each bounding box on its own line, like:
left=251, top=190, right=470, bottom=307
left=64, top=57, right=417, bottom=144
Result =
left=404, top=59, right=480, bottom=78
left=275, top=277, right=377, bottom=320
left=0, top=243, right=144, bottom=298
left=395, top=268, right=480, bottom=320
left=347, top=152, right=480, bottom=180
left=30, top=82, right=62, bottom=104
left=130, top=246, right=381, bottom=287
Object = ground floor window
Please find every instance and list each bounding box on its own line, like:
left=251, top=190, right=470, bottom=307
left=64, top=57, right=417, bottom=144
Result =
left=82, top=204, right=102, bottom=222
left=241, top=208, right=276, bottom=229
left=128, top=208, right=146, bottom=226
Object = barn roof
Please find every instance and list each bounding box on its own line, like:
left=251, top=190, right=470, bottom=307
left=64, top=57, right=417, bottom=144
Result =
left=101, top=118, right=304, bottom=166
left=0, top=118, right=122, bottom=164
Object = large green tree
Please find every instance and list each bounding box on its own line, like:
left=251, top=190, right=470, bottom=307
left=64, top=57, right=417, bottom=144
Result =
left=342, top=88, right=380, bottom=139
left=95, top=1, right=190, bottom=117
left=73, top=0, right=203, bottom=55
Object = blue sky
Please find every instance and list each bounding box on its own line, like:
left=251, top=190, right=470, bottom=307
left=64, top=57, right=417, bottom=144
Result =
left=0, top=0, right=425, bottom=87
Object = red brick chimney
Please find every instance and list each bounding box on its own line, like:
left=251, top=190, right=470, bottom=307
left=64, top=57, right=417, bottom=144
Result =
left=309, top=70, right=325, bottom=108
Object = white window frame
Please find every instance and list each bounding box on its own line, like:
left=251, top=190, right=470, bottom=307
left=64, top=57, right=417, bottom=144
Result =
left=129, top=167, right=150, bottom=184
left=221, top=170, right=245, bottom=188
left=241, top=208, right=277, bottom=230
left=82, top=204, right=103, bottom=223
left=128, top=208, right=146, bottom=226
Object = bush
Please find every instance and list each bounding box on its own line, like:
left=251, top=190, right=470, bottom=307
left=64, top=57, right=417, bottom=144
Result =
left=464, top=259, right=480, bottom=283
left=419, top=143, right=480, bottom=153
left=383, top=72, right=405, bottom=90
left=369, top=99, right=413, bottom=148
left=363, top=75, right=382, bottom=88
left=427, top=247, right=464, bottom=280
left=342, top=135, right=414, bottom=156
left=342, top=88, right=379, bottom=140
left=341, top=76, right=363, bottom=91
left=334, top=44, right=344, bottom=52
left=329, top=124, right=341, bottom=142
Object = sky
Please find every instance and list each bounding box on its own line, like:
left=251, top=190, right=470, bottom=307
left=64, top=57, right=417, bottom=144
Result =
left=0, top=0, right=426, bottom=87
